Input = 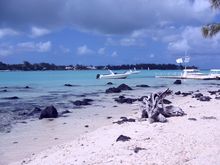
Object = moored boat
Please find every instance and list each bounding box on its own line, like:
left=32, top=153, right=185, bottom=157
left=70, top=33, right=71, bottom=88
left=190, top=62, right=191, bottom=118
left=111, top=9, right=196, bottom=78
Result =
left=96, top=70, right=131, bottom=79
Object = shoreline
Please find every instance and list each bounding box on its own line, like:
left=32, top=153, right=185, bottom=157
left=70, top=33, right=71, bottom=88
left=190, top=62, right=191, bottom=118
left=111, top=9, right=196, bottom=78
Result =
left=4, top=86, right=220, bottom=165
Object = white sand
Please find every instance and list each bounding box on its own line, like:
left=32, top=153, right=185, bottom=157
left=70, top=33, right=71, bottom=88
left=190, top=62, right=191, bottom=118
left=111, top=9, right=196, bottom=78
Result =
left=11, top=92, right=220, bottom=165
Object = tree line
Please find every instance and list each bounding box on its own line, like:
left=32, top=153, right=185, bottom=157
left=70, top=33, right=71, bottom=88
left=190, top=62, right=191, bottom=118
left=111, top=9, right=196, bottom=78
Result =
left=0, top=61, right=197, bottom=71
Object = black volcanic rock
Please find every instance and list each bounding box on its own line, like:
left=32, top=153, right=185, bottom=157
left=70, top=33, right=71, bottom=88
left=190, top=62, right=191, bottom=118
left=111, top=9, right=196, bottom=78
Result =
left=174, top=80, right=182, bottom=85
left=175, top=91, right=181, bottom=95
left=106, top=82, right=113, bottom=85
left=116, top=135, right=131, bottom=142
left=136, top=84, right=150, bottom=88
left=182, top=92, right=191, bottom=97
left=3, top=96, right=19, bottom=100
left=117, top=84, right=132, bottom=90
left=64, top=84, right=73, bottom=87
left=114, top=96, right=137, bottom=104
left=39, top=106, right=58, bottom=119
left=113, top=117, right=135, bottom=124
left=192, top=93, right=203, bottom=99
left=105, top=87, right=121, bottom=93
left=199, top=96, right=211, bottom=102
left=72, top=99, right=94, bottom=106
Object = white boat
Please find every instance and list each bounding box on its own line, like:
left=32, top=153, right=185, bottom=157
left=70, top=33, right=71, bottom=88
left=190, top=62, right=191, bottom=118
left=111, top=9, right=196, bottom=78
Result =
left=156, top=69, right=218, bottom=80
left=126, top=68, right=141, bottom=74
left=96, top=70, right=131, bottom=79
left=210, top=69, right=220, bottom=79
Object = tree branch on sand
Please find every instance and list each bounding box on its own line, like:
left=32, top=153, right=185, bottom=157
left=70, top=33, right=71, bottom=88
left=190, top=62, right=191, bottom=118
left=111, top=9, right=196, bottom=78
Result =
left=202, top=0, right=220, bottom=38
left=140, top=89, right=186, bottom=123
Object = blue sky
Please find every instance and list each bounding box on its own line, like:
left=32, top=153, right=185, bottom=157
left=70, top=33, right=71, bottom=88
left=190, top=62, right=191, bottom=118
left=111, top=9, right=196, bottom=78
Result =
left=0, top=0, right=220, bottom=68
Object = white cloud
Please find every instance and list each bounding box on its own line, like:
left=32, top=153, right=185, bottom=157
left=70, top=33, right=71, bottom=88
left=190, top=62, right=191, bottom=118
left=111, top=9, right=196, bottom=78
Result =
left=36, top=41, right=51, bottom=52
left=168, top=39, right=190, bottom=52
left=167, top=26, right=220, bottom=55
left=31, top=27, right=50, bottom=37
left=77, top=45, right=94, bottom=55
left=111, top=51, right=118, bottom=57
left=60, top=45, right=70, bottom=53
left=17, top=41, right=51, bottom=52
left=149, top=53, right=155, bottom=58
left=98, top=47, right=105, bottom=55
left=0, top=28, right=18, bottom=39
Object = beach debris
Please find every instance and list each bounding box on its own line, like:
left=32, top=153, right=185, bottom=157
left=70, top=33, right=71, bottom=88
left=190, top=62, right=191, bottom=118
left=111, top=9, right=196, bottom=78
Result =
left=106, top=87, right=121, bottom=93
left=39, top=105, right=58, bottom=119
left=114, top=96, right=137, bottom=104
left=84, top=125, right=89, bottom=128
left=2, top=96, right=19, bottom=100
left=117, top=84, right=132, bottom=91
left=201, top=116, right=217, bottom=120
left=174, top=80, right=182, bottom=84
left=140, top=89, right=185, bottom=123
left=136, top=84, right=150, bottom=88
left=107, top=116, right=112, bottom=119
left=116, top=135, right=131, bottom=142
left=199, top=96, right=211, bottom=101
left=188, top=118, right=197, bottom=121
left=134, top=147, right=146, bottom=153
left=106, top=82, right=113, bottom=85
left=25, top=86, right=30, bottom=89
left=175, top=91, right=181, bottom=95
left=113, top=117, right=135, bottom=124
left=72, top=99, right=94, bottom=106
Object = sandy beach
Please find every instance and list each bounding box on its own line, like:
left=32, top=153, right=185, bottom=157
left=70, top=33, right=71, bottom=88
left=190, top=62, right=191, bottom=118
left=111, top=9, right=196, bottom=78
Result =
left=8, top=87, right=220, bottom=165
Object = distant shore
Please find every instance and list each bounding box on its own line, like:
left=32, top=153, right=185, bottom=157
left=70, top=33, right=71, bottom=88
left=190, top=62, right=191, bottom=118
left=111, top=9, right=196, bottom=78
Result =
left=0, top=61, right=197, bottom=71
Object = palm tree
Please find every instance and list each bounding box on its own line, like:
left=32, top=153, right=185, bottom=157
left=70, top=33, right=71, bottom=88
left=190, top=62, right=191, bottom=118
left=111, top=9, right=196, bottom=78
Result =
left=202, top=0, right=220, bottom=38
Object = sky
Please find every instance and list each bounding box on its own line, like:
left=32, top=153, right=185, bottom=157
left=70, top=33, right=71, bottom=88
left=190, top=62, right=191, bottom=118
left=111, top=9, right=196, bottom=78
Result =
left=0, top=0, right=220, bottom=68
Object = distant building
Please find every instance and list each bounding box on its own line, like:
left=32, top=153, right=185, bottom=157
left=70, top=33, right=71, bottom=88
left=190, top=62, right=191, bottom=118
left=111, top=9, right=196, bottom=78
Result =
left=65, top=66, right=75, bottom=70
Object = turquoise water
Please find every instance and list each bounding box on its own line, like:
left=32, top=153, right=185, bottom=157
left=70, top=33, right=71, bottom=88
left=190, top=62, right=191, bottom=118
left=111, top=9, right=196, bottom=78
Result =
left=0, top=69, right=218, bottom=112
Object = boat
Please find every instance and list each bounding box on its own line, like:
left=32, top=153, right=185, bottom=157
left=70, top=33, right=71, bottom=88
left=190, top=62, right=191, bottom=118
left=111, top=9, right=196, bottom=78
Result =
left=96, top=69, right=131, bottom=79
left=126, top=68, right=141, bottom=74
left=156, top=69, right=218, bottom=80
left=210, top=69, right=220, bottom=79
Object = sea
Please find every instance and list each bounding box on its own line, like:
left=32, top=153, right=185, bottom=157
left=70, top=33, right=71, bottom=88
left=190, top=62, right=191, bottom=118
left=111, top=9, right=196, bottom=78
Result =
left=0, top=69, right=217, bottom=128
left=0, top=69, right=219, bottom=164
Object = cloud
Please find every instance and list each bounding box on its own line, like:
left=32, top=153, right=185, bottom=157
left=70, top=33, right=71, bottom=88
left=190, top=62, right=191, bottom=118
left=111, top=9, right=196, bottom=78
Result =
left=149, top=53, right=155, bottom=58
left=31, top=27, right=50, bottom=37
left=0, top=44, right=13, bottom=56
left=111, top=51, right=118, bottom=57
left=0, top=28, right=19, bottom=38
left=168, top=39, right=190, bottom=52
left=17, top=41, right=51, bottom=52
left=77, top=45, right=94, bottom=55
left=60, top=45, right=70, bottom=54
left=97, top=47, right=105, bottom=55
left=167, top=26, right=220, bottom=55
left=0, top=41, right=52, bottom=56
left=0, top=0, right=216, bottom=35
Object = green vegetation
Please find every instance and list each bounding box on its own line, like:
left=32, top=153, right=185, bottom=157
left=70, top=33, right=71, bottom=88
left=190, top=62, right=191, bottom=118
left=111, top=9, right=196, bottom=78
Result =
left=202, top=0, right=220, bottom=37
left=0, top=61, right=197, bottom=71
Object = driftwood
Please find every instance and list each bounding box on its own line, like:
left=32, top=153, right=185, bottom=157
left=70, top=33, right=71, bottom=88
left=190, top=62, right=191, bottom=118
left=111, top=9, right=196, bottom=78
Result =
left=140, top=89, right=185, bottom=123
